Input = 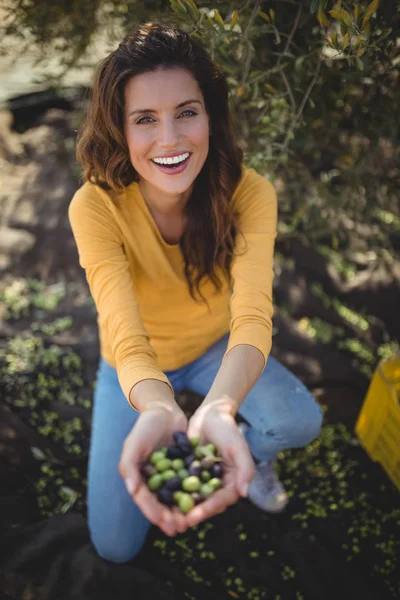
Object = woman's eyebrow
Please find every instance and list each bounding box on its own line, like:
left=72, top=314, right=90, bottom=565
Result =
left=128, top=99, right=202, bottom=117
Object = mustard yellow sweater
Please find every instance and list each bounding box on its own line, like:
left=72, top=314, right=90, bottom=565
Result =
left=68, top=167, right=277, bottom=405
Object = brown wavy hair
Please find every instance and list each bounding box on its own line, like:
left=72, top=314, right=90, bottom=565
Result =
left=76, top=22, right=244, bottom=303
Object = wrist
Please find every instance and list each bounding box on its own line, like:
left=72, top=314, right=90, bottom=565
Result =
left=198, top=395, right=237, bottom=418
left=129, top=379, right=178, bottom=413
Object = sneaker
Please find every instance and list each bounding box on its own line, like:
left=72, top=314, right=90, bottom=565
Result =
left=238, top=422, right=289, bottom=513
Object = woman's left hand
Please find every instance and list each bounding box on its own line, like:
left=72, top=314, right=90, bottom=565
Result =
left=185, top=400, right=256, bottom=528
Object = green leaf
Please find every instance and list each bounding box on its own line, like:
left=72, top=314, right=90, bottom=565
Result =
left=258, top=10, right=270, bottom=23
left=176, top=0, right=188, bottom=13
left=378, top=27, right=392, bottom=41
left=213, top=9, right=225, bottom=27
left=329, top=8, right=352, bottom=26
left=184, top=0, right=199, bottom=19
left=317, top=6, right=329, bottom=26
left=363, top=0, right=380, bottom=23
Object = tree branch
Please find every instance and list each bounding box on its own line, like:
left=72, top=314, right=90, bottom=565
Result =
left=278, top=3, right=303, bottom=67
left=279, top=50, right=324, bottom=161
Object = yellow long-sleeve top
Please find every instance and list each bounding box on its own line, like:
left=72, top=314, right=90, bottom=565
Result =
left=68, top=167, right=277, bottom=408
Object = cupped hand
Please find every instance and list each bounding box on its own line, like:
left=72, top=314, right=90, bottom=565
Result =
left=118, top=404, right=189, bottom=537
left=185, top=400, right=256, bottom=528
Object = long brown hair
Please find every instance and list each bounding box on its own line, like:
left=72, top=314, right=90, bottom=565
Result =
left=76, top=23, right=243, bottom=302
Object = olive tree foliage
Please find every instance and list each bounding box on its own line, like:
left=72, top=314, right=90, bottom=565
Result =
left=1, top=0, right=399, bottom=278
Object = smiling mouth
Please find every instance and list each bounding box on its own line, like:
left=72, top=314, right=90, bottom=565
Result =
left=150, top=154, right=192, bottom=170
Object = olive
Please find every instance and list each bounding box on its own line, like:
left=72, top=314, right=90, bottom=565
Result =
left=166, top=445, right=183, bottom=459
left=177, top=468, right=189, bottom=479
left=184, top=453, right=196, bottom=467
left=156, top=458, right=172, bottom=472
left=164, top=476, right=182, bottom=491
left=191, top=492, right=203, bottom=505
left=212, top=463, right=224, bottom=478
left=172, top=458, right=185, bottom=471
left=200, top=483, right=214, bottom=498
left=148, top=474, right=164, bottom=491
left=173, top=431, right=190, bottom=445
left=178, top=493, right=195, bottom=513
left=161, top=469, right=176, bottom=481
left=177, top=441, right=192, bottom=454
left=205, top=443, right=216, bottom=454
left=200, top=470, right=211, bottom=482
left=188, top=460, right=202, bottom=477
left=150, top=451, right=166, bottom=465
left=173, top=491, right=184, bottom=503
left=158, top=487, right=174, bottom=506
left=140, top=463, right=157, bottom=478
left=190, top=436, right=200, bottom=448
left=182, top=476, right=201, bottom=492
left=200, top=457, right=217, bottom=470
left=194, top=446, right=205, bottom=459
left=208, top=477, right=222, bottom=491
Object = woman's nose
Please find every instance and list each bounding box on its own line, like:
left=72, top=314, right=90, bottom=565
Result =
left=159, top=119, right=180, bottom=147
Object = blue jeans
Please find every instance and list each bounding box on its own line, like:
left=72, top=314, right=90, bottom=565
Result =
left=88, top=334, right=323, bottom=563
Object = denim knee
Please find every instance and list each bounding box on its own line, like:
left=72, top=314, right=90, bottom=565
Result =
left=280, top=391, right=323, bottom=448
left=90, top=532, right=145, bottom=564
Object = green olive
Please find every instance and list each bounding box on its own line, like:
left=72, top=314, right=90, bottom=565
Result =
left=156, top=458, right=172, bottom=472
left=150, top=451, right=166, bottom=465
left=190, top=436, right=200, bottom=448
left=177, top=468, right=189, bottom=479
left=194, top=446, right=204, bottom=459
left=208, top=477, right=222, bottom=491
left=200, top=483, right=214, bottom=498
left=201, top=470, right=211, bottom=482
left=161, top=469, right=176, bottom=481
left=179, top=493, right=195, bottom=514
left=148, top=474, right=164, bottom=491
left=172, top=458, right=185, bottom=471
left=173, top=491, right=184, bottom=503
left=182, top=476, right=201, bottom=492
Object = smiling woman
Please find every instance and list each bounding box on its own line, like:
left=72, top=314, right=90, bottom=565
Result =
left=68, top=22, right=322, bottom=564
left=123, top=68, right=210, bottom=215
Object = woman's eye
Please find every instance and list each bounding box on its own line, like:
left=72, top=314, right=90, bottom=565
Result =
left=179, top=109, right=197, bottom=118
left=136, top=116, right=154, bottom=125
left=136, top=110, right=197, bottom=125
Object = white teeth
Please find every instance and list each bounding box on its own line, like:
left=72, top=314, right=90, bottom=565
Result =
left=152, top=152, right=189, bottom=166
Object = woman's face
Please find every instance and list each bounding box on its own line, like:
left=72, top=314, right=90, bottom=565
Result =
left=124, top=67, right=210, bottom=204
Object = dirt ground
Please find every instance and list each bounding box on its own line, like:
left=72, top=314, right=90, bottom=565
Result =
left=0, top=101, right=399, bottom=600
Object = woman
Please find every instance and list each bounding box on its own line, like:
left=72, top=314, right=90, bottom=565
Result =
left=69, top=22, right=323, bottom=564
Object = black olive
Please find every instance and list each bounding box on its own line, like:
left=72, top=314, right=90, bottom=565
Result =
left=140, top=463, right=157, bottom=478
left=184, top=453, right=196, bottom=467
left=173, top=431, right=190, bottom=445
left=164, top=476, right=182, bottom=491
left=157, top=487, right=174, bottom=505
left=212, top=463, right=224, bottom=478
left=188, top=463, right=202, bottom=477
left=166, top=445, right=183, bottom=459
left=177, top=441, right=192, bottom=455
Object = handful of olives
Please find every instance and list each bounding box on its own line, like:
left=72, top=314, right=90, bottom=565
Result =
left=140, top=431, right=224, bottom=514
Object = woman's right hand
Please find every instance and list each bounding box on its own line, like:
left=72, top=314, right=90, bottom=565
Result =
left=118, top=403, right=189, bottom=537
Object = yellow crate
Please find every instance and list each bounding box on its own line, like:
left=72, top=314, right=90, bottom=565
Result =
left=355, top=353, right=400, bottom=491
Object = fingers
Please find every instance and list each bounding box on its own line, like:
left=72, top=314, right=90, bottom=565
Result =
left=229, top=437, right=256, bottom=498
left=185, top=483, right=237, bottom=528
